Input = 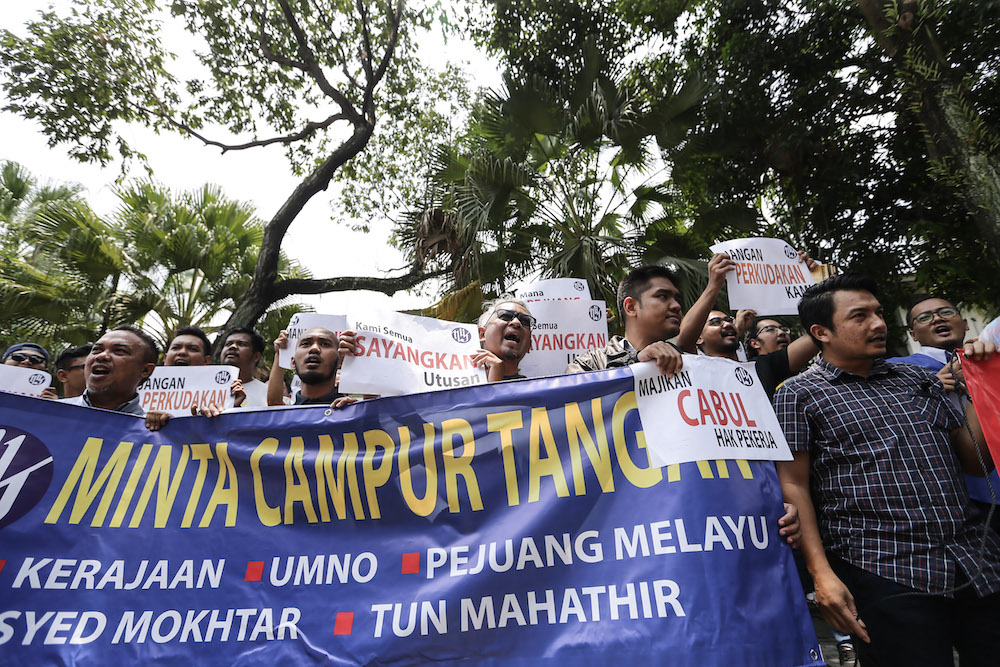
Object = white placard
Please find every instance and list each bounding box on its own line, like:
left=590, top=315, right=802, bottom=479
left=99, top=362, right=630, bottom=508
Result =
left=278, top=312, right=348, bottom=369
left=0, top=365, right=52, bottom=397
left=709, top=238, right=815, bottom=315
left=137, top=365, right=239, bottom=416
left=632, top=355, right=792, bottom=467
left=517, top=277, right=591, bottom=302
left=339, top=311, right=486, bottom=396
left=519, top=299, right=609, bottom=377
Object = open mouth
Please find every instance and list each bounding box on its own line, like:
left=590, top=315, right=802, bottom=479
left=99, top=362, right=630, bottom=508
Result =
left=173, top=359, right=189, bottom=366
left=304, top=355, right=322, bottom=368
left=933, top=324, right=952, bottom=335
left=90, top=365, right=112, bottom=377
left=503, top=329, right=523, bottom=345
left=869, top=335, right=887, bottom=344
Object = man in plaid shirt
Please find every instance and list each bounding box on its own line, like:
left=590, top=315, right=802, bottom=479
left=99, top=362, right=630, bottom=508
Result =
left=774, top=274, right=1000, bottom=666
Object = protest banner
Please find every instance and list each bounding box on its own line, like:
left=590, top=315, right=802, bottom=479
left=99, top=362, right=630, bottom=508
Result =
left=958, top=351, right=1000, bottom=471
left=709, top=238, right=815, bottom=315
left=339, top=311, right=486, bottom=396
left=277, top=313, right=348, bottom=369
left=633, top=355, right=793, bottom=467
left=137, top=366, right=240, bottom=416
left=0, top=369, right=823, bottom=665
left=0, top=365, right=52, bottom=397
left=517, top=278, right=591, bottom=302
left=519, top=299, right=609, bottom=378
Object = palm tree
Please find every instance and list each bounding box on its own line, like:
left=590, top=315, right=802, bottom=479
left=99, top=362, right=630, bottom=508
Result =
left=0, top=168, right=309, bottom=352
left=399, top=41, right=706, bottom=315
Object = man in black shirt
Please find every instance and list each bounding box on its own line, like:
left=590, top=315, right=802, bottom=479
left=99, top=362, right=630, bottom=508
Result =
left=290, top=327, right=345, bottom=405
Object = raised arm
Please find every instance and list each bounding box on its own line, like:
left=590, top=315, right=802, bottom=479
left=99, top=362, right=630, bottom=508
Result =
left=676, top=253, right=735, bottom=353
left=268, top=331, right=289, bottom=407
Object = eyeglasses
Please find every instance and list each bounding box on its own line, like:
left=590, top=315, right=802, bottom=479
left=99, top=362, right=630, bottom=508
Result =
left=64, top=363, right=85, bottom=371
left=492, top=309, right=536, bottom=328
left=7, top=352, right=46, bottom=365
left=707, top=315, right=735, bottom=327
left=754, top=325, right=791, bottom=337
left=912, top=307, right=960, bottom=325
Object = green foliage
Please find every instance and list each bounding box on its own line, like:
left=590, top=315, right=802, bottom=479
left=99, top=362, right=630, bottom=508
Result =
left=0, top=163, right=310, bottom=353
left=399, top=40, right=704, bottom=310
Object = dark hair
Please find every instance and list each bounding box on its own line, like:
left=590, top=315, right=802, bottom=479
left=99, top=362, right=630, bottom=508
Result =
left=111, top=325, right=160, bottom=364
left=170, top=325, right=212, bottom=357
left=617, top=265, right=680, bottom=315
left=798, top=274, right=879, bottom=347
left=54, top=343, right=93, bottom=370
left=222, top=327, right=265, bottom=355
left=905, top=294, right=958, bottom=328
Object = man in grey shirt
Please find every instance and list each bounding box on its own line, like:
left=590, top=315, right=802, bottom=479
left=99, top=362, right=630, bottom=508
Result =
left=62, top=325, right=158, bottom=421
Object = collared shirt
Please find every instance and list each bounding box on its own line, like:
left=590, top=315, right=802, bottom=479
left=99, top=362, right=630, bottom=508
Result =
left=62, top=391, right=145, bottom=416
left=293, top=388, right=343, bottom=406
left=774, top=357, right=1000, bottom=596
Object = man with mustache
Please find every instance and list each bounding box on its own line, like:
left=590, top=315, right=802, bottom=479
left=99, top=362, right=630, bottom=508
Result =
left=774, top=274, right=1000, bottom=666
left=472, top=297, right=535, bottom=381
left=676, top=251, right=819, bottom=400
left=273, top=327, right=351, bottom=405
left=62, top=325, right=157, bottom=417
left=218, top=327, right=268, bottom=407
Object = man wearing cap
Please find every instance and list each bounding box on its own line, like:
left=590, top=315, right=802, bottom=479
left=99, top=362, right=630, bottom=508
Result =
left=3, top=342, right=57, bottom=399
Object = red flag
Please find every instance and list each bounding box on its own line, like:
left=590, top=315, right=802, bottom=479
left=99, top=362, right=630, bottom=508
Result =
left=959, top=351, right=1000, bottom=471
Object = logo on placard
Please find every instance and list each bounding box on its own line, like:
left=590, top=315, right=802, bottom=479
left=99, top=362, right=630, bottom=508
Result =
left=735, top=367, right=755, bottom=387
left=783, top=244, right=798, bottom=259
left=215, top=370, right=231, bottom=384
left=451, top=328, right=472, bottom=344
left=0, top=426, right=54, bottom=529
left=574, top=280, right=585, bottom=291
left=589, top=305, right=602, bottom=321
left=290, top=314, right=300, bottom=326
left=28, top=374, right=46, bottom=386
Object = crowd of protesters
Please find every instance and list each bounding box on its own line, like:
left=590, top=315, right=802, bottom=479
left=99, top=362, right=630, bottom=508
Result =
left=3, top=249, right=999, bottom=667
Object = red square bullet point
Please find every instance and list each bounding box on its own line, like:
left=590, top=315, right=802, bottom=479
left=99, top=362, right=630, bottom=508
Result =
left=0, top=560, right=5, bottom=575
left=334, top=612, right=354, bottom=635
left=244, top=561, right=265, bottom=582
left=401, top=552, right=420, bottom=574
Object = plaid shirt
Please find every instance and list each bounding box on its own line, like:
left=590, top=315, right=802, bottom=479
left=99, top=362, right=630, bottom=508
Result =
left=774, top=358, right=1000, bottom=596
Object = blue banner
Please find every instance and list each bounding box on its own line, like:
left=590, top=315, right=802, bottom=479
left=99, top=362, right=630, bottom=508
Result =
left=0, top=368, right=823, bottom=665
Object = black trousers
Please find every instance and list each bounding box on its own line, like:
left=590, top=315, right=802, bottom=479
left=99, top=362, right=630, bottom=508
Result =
left=829, top=556, right=1000, bottom=666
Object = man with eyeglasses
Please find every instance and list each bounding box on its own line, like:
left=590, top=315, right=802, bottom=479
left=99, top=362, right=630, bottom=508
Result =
left=887, top=295, right=1000, bottom=531
left=54, top=343, right=92, bottom=399
left=473, top=297, right=535, bottom=381
left=887, top=296, right=968, bottom=377
left=2, top=342, right=58, bottom=399
left=675, top=253, right=819, bottom=399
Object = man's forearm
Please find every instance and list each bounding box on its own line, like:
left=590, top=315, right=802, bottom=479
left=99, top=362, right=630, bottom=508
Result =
left=676, top=284, right=723, bottom=353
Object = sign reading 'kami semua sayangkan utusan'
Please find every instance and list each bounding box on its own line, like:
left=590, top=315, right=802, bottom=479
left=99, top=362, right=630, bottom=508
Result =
left=0, top=368, right=823, bottom=666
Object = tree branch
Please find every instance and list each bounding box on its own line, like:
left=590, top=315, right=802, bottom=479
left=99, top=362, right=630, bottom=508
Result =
left=133, top=103, right=348, bottom=152
left=274, top=0, right=363, bottom=122
left=365, top=0, right=404, bottom=116
left=256, top=3, right=309, bottom=71
left=269, top=266, right=450, bottom=302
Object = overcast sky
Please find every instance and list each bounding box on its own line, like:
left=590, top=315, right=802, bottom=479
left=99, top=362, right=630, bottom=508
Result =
left=1, top=2, right=503, bottom=321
